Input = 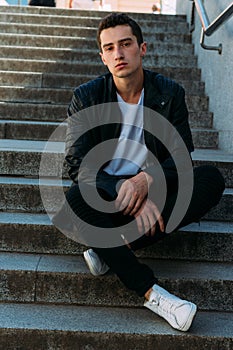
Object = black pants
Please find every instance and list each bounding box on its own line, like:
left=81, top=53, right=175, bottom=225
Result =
left=65, top=165, right=225, bottom=297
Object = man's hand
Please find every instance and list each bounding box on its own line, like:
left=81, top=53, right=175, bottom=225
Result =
left=135, top=198, right=164, bottom=236
left=115, top=171, right=153, bottom=216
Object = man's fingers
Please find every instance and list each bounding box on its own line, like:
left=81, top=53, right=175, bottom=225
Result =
left=157, top=214, right=164, bottom=233
left=152, top=204, right=164, bottom=232
left=116, top=179, right=146, bottom=214
left=125, top=196, right=143, bottom=216
left=135, top=215, right=143, bottom=234
left=135, top=199, right=164, bottom=236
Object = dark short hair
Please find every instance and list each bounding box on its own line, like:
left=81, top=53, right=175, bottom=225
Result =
left=97, top=13, right=144, bottom=50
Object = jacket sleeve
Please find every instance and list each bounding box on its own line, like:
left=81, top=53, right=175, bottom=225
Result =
left=65, top=88, right=93, bottom=183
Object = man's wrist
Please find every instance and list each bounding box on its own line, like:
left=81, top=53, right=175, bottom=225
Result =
left=132, top=171, right=153, bottom=187
left=143, top=171, right=153, bottom=187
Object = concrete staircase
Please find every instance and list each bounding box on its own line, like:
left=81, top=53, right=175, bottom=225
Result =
left=0, top=6, right=232, bottom=349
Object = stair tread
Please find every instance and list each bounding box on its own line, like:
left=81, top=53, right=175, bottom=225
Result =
left=0, top=301, right=232, bottom=337
left=0, top=12, right=183, bottom=20
left=0, top=119, right=61, bottom=126
left=0, top=120, right=215, bottom=132
left=0, top=139, right=232, bottom=162
left=0, top=175, right=232, bottom=194
left=0, top=211, right=232, bottom=233
left=1, top=251, right=232, bottom=281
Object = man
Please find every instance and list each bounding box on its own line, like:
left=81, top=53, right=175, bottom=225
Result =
left=62, top=13, right=225, bottom=332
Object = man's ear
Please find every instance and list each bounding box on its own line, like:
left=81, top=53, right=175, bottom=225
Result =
left=100, top=52, right=107, bottom=65
left=140, top=42, right=147, bottom=57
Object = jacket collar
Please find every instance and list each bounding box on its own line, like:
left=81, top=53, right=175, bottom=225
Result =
left=106, top=70, right=170, bottom=110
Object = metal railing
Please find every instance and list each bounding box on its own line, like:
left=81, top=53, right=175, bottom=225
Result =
left=190, top=0, right=233, bottom=54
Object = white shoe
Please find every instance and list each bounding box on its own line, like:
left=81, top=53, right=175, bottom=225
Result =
left=83, top=249, right=110, bottom=276
left=144, top=284, right=197, bottom=332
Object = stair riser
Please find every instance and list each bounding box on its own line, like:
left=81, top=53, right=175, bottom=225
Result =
left=0, top=41, right=193, bottom=61
left=192, top=130, right=218, bottom=149
left=1, top=329, right=231, bottom=350
left=205, top=194, right=233, bottom=222
left=0, top=89, right=209, bottom=111
left=0, top=65, right=201, bottom=80
left=0, top=21, right=189, bottom=35
left=0, top=122, right=218, bottom=149
left=0, top=72, right=204, bottom=95
left=1, top=122, right=66, bottom=141
left=0, top=108, right=212, bottom=129
left=0, top=183, right=231, bottom=221
left=0, top=7, right=187, bottom=22
left=0, top=41, right=194, bottom=56
left=0, top=107, right=212, bottom=128
left=0, top=222, right=232, bottom=262
left=0, top=54, right=196, bottom=69
left=0, top=269, right=232, bottom=311
left=1, top=151, right=232, bottom=186
left=0, top=32, right=191, bottom=47
left=0, top=103, right=67, bottom=121
left=0, top=14, right=188, bottom=29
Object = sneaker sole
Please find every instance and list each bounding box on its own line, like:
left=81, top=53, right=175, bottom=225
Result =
left=83, top=250, right=100, bottom=276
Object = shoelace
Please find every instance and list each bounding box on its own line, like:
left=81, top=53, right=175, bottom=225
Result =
left=151, top=294, right=179, bottom=317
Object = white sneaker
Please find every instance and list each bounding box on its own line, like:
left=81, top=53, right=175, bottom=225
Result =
left=83, top=249, right=110, bottom=276
left=144, top=284, right=197, bottom=332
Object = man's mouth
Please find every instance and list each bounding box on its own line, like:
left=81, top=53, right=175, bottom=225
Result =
left=115, top=62, right=128, bottom=69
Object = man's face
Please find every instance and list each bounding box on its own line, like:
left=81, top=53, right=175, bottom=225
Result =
left=99, top=25, right=146, bottom=79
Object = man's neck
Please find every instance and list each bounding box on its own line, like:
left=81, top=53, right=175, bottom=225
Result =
left=113, top=70, right=144, bottom=104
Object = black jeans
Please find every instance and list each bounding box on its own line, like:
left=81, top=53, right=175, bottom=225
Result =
left=65, top=165, right=225, bottom=297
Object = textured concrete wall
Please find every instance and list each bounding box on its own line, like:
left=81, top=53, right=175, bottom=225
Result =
left=176, top=0, right=233, bottom=152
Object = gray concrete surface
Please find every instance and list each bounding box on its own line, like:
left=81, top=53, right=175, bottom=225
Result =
left=176, top=0, right=233, bottom=152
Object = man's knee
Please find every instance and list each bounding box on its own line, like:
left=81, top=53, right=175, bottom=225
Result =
left=194, top=165, right=225, bottom=201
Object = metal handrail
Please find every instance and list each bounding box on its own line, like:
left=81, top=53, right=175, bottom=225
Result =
left=190, top=0, right=233, bottom=54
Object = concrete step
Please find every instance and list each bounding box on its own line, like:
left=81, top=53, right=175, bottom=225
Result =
left=0, top=120, right=218, bottom=149
left=0, top=6, right=187, bottom=22
left=0, top=141, right=232, bottom=186
left=0, top=102, right=213, bottom=128
left=0, top=52, right=196, bottom=70
left=0, top=9, right=188, bottom=33
left=0, top=71, right=205, bottom=95
left=0, top=302, right=232, bottom=350
left=0, top=120, right=65, bottom=141
left=0, top=212, right=232, bottom=262
left=0, top=101, right=67, bottom=122
left=191, top=128, right=218, bottom=149
left=1, top=84, right=203, bottom=105
left=0, top=19, right=189, bottom=35
left=0, top=174, right=231, bottom=221
left=0, top=31, right=191, bottom=48
left=0, top=41, right=195, bottom=59
left=0, top=64, right=202, bottom=80
left=0, top=86, right=209, bottom=111
left=0, top=251, right=232, bottom=311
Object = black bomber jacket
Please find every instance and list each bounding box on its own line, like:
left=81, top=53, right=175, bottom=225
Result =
left=65, top=69, right=194, bottom=193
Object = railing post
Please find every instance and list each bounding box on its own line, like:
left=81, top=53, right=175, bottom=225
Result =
left=200, top=28, right=222, bottom=54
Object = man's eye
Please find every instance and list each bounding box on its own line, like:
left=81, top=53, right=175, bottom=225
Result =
left=122, top=42, right=130, bottom=47
left=105, top=47, right=113, bottom=51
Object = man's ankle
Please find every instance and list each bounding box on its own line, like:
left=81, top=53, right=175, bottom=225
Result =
left=144, top=287, right=153, bottom=301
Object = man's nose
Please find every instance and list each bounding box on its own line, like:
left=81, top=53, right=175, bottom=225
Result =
left=114, top=46, right=124, bottom=60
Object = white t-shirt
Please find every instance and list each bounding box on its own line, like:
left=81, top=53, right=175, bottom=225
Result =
left=104, top=89, right=148, bottom=176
